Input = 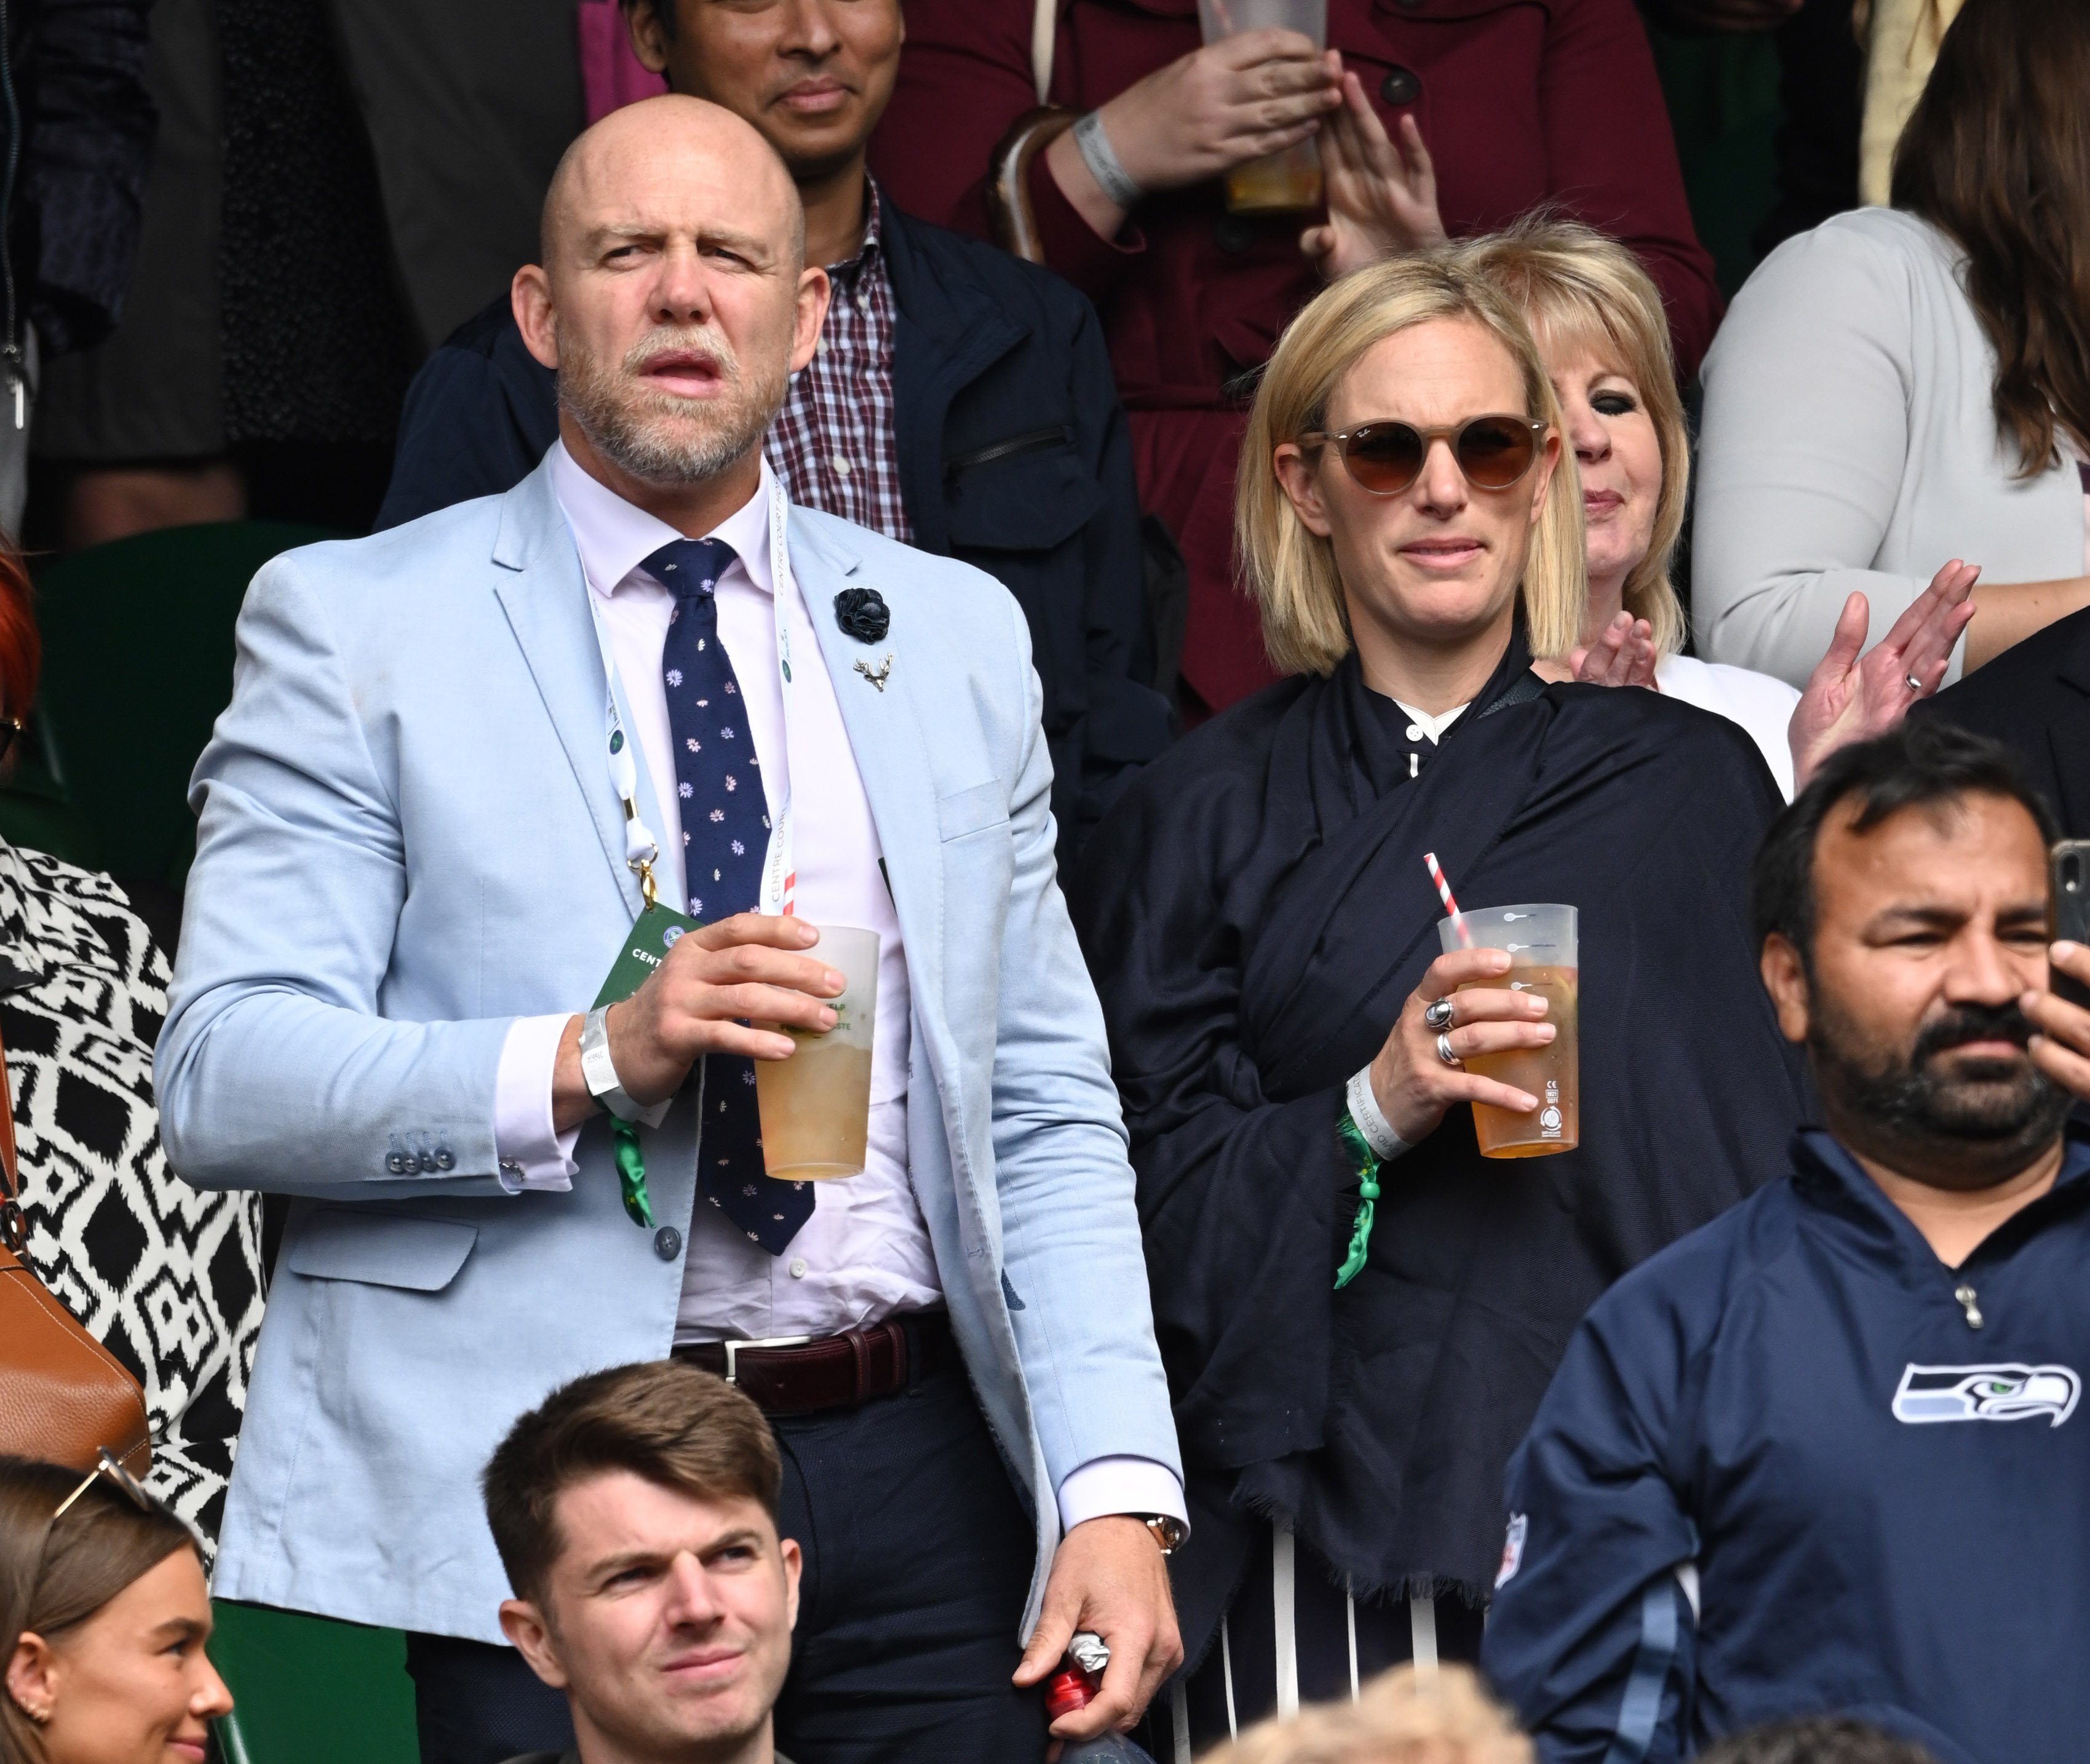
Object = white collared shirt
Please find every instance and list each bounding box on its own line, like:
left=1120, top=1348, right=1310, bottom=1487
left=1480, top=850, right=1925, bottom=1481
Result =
left=494, top=442, right=1183, bottom=1534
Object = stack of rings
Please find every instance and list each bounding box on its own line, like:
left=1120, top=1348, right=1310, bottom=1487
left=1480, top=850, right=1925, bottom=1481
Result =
left=1424, top=996, right=1461, bottom=1067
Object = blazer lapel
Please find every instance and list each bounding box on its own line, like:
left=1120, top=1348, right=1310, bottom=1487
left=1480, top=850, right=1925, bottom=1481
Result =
left=490, top=462, right=643, bottom=914
left=789, top=509, right=947, bottom=1014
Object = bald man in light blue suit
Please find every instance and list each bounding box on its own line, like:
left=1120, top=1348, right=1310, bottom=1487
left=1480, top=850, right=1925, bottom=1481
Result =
left=156, top=97, right=1182, bottom=1764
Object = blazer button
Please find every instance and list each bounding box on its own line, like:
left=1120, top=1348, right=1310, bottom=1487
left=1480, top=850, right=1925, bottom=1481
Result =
left=418, top=1151, right=439, bottom=1173
left=386, top=1153, right=406, bottom=1174
left=1380, top=66, right=1421, bottom=106
left=434, top=1149, right=455, bottom=1171
left=653, top=1226, right=683, bottom=1261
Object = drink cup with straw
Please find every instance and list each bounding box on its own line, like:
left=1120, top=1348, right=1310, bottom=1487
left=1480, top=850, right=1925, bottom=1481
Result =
left=1424, top=854, right=1579, bottom=1159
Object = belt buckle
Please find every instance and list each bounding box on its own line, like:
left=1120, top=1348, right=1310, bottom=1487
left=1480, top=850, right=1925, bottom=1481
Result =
left=721, top=1333, right=814, bottom=1386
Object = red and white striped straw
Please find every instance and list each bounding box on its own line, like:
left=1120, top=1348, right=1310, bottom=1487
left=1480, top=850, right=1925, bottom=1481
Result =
left=1424, top=851, right=1472, bottom=948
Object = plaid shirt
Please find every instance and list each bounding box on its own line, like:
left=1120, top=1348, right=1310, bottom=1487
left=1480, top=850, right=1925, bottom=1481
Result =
left=765, top=181, right=912, bottom=542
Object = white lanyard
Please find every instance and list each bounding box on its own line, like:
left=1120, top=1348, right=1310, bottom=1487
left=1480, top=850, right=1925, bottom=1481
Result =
left=584, top=476, right=800, bottom=918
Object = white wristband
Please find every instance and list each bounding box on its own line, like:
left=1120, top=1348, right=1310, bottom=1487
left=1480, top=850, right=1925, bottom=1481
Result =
left=1072, top=108, right=1143, bottom=212
left=1346, top=1065, right=1409, bottom=1162
left=580, top=1006, right=672, bottom=1128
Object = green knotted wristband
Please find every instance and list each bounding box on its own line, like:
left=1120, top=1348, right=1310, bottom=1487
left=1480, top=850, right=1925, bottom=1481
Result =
left=1333, top=1111, right=1383, bottom=1290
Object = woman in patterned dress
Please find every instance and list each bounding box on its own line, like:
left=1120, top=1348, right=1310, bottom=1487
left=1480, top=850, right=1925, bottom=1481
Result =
left=0, top=547, right=265, bottom=1548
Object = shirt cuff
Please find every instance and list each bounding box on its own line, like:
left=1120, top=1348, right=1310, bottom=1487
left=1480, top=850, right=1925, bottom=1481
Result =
left=1346, top=1064, right=1410, bottom=1162
left=1057, top=1456, right=1189, bottom=1537
left=493, top=1014, right=582, bottom=1193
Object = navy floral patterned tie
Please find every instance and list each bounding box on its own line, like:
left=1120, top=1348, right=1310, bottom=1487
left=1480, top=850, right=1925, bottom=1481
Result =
left=646, top=536, right=813, bottom=1255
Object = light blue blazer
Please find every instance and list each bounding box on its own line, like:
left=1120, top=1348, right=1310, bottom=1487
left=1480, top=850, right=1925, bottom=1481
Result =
left=156, top=459, right=1181, bottom=1645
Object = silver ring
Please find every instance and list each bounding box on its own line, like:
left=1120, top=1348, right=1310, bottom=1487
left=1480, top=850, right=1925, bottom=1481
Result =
left=1436, top=1031, right=1462, bottom=1068
left=1905, top=672, right=1923, bottom=693
left=1423, top=997, right=1455, bottom=1031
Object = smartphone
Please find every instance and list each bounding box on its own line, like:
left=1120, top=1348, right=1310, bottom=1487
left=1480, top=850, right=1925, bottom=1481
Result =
left=2049, top=840, right=2090, bottom=1008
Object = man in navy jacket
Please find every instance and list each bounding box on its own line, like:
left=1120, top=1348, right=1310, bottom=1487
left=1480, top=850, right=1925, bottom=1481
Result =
left=376, top=0, right=1169, bottom=859
left=1484, top=720, right=2090, bottom=1764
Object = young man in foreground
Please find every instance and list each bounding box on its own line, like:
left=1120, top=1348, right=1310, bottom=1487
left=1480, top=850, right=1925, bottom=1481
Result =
left=489, top=1360, right=798, bottom=1764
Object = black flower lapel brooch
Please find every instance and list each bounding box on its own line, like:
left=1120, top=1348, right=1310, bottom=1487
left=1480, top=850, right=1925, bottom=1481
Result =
left=833, top=587, right=890, bottom=644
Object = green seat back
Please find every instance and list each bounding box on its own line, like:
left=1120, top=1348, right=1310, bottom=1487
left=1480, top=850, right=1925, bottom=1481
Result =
left=33, top=522, right=340, bottom=886
left=209, top=1600, right=419, bottom=1764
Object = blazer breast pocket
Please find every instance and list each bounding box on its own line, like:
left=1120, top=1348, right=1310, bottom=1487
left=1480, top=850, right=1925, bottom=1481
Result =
left=284, top=1207, right=479, bottom=1293
left=937, top=780, right=1010, bottom=843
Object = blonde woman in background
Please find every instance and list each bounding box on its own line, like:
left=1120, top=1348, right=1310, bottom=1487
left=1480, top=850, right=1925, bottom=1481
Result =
left=1073, top=255, right=1808, bottom=1757
left=1461, top=217, right=1977, bottom=798
left=1204, top=1665, right=1531, bottom=1764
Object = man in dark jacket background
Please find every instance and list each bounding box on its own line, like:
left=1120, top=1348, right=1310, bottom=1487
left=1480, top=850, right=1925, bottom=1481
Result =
left=1484, top=720, right=2090, bottom=1764
left=377, top=0, right=1170, bottom=857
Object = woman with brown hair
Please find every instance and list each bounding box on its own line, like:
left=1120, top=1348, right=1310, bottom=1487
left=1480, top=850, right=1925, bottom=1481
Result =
left=1, top=1456, right=232, bottom=1763
left=1073, top=253, right=1804, bottom=1757
left=1694, top=0, right=2090, bottom=687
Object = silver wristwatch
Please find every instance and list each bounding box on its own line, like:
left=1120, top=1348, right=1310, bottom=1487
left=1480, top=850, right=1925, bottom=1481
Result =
left=579, top=1006, right=670, bottom=1127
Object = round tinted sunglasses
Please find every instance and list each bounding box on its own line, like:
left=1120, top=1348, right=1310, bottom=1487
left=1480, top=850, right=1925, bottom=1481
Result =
left=1300, top=415, right=1550, bottom=497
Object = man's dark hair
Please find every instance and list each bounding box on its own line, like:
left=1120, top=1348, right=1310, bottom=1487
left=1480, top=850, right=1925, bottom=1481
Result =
left=1750, top=719, right=2059, bottom=965
left=1698, top=1716, right=1941, bottom=1764
left=482, top=1360, right=782, bottom=1605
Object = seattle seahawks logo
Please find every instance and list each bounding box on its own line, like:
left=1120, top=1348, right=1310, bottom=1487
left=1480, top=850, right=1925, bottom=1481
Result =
left=1891, top=1363, right=2081, bottom=1428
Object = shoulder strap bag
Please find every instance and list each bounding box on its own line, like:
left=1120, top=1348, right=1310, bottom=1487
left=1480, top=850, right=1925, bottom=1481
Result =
left=0, top=1017, right=151, bottom=1475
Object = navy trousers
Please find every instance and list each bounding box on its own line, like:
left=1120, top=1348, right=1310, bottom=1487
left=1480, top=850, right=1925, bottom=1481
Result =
left=405, top=1351, right=1047, bottom=1764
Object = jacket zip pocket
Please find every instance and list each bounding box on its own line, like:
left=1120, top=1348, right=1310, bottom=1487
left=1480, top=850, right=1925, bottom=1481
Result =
left=945, top=423, right=1074, bottom=481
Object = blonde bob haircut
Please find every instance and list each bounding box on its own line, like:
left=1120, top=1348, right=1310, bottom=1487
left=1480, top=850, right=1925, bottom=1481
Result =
left=1453, top=216, right=1691, bottom=658
left=1238, top=253, right=1585, bottom=678
left=1202, top=1661, right=1533, bottom=1764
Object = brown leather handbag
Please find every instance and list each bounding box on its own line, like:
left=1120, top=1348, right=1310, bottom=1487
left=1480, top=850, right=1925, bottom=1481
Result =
left=0, top=1020, right=151, bottom=1475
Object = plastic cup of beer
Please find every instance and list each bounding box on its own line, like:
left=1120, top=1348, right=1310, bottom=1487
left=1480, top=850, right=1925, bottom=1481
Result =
left=1196, top=0, right=1328, bottom=213
left=754, top=924, right=879, bottom=1181
left=1434, top=905, right=1578, bottom=1159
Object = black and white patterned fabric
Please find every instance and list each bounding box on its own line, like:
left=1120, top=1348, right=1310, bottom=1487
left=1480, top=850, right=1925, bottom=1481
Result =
left=0, top=840, right=264, bottom=1549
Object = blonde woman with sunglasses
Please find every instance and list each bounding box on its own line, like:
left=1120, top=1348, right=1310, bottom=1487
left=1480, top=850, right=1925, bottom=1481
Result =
left=1071, top=255, right=1807, bottom=1759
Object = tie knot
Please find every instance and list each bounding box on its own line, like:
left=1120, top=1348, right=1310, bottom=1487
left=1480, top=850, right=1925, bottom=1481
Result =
left=642, top=537, right=738, bottom=598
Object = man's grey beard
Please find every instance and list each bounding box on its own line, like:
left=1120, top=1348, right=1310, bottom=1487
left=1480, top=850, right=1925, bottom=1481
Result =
left=557, top=324, right=785, bottom=487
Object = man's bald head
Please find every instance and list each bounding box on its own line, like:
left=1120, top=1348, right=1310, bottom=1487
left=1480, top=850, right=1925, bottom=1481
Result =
left=511, top=92, right=829, bottom=504
left=539, top=95, right=806, bottom=279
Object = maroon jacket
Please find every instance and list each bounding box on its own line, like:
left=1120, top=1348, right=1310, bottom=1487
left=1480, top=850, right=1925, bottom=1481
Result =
left=870, top=0, right=1720, bottom=712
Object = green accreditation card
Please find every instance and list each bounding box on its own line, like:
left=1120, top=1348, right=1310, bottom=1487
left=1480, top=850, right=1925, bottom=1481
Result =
left=595, top=902, right=702, bottom=1230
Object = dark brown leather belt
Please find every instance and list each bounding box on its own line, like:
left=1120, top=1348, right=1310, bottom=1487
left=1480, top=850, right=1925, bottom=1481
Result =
left=672, top=1310, right=950, bottom=1415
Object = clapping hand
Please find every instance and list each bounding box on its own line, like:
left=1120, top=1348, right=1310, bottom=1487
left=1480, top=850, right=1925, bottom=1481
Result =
left=1564, top=610, right=1659, bottom=688
left=1787, top=559, right=1981, bottom=791
left=1301, top=69, right=1446, bottom=280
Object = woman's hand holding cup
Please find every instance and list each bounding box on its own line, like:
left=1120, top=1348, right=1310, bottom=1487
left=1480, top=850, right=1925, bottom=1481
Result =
left=1369, top=946, right=1556, bottom=1146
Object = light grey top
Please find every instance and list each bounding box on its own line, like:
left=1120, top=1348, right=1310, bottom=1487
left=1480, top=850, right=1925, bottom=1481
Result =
left=1694, top=207, right=2086, bottom=689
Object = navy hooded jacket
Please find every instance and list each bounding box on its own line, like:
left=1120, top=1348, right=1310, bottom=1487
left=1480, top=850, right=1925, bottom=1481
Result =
left=1483, top=1125, right=2090, bottom=1764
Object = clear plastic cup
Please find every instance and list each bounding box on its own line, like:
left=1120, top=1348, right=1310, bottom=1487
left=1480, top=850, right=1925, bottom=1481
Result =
left=1197, top=0, right=1328, bottom=213
left=753, top=924, right=878, bottom=1180
left=1435, top=905, right=1579, bottom=1159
